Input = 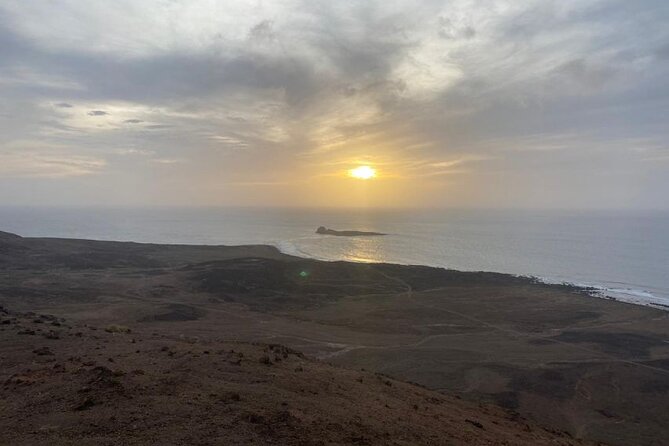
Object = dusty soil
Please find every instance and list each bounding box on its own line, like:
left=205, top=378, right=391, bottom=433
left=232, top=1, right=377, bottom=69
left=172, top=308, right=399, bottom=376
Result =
left=2, top=230, right=668, bottom=445
left=0, top=307, right=595, bottom=446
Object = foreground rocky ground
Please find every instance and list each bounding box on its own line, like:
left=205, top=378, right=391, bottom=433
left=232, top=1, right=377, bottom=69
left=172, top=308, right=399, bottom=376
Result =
left=0, top=306, right=598, bottom=445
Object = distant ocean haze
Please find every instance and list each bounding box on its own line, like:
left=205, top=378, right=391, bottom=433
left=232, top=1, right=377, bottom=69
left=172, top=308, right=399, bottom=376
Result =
left=1, top=206, right=667, bottom=309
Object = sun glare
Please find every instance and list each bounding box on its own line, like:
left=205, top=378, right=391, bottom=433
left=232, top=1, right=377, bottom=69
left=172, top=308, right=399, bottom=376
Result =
left=348, top=165, right=376, bottom=180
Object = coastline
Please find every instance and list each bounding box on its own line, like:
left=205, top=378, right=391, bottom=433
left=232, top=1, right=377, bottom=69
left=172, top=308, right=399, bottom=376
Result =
left=537, top=277, right=669, bottom=311
left=2, top=206, right=665, bottom=312
left=2, top=230, right=669, bottom=446
left=274, top=239, right=669, bottom=312
left=2, top=227, right=665, bottom=312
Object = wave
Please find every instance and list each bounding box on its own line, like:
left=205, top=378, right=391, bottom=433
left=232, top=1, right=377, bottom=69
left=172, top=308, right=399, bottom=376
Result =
left=521, top=276, right=669, bottom=311
left=275, top=240, right=669, bottom=312
left=592, top=286, right=669, bottom=310
left=273, top=239, right=333, bottom=262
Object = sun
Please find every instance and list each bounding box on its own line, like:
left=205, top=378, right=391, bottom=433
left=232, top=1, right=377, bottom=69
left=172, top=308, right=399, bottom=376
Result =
left=348, top=165, right=377, bottom=180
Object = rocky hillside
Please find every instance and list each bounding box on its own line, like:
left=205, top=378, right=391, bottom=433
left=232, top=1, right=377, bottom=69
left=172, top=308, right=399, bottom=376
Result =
left=0, top=305, right=599, bottom=446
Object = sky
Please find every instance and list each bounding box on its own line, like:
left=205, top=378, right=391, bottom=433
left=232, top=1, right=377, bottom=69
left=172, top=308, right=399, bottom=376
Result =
left=0, top=0, right=668, bottom=209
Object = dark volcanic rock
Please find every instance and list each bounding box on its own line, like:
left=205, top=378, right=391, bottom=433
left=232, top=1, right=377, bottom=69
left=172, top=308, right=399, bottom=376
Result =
left=140, top=304, right=205, bottom=322
left=73, top=397, right=96, bottom=411
left=43, top=330, right=60, bottom=339
left=33, top=347, right=54, bottom=356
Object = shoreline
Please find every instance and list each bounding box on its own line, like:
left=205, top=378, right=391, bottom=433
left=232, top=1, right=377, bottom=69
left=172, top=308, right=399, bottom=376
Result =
left=273, top=239, right=669, bottom=312
left=2, top=206, right=664, bottom=313
left=3, top=229, right=666, bottom=312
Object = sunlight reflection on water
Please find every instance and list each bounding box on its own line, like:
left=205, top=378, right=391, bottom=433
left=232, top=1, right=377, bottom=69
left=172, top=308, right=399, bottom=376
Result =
left=338, top=237, right=384, bottom=263
left=1, top=206, right=667, bottom=307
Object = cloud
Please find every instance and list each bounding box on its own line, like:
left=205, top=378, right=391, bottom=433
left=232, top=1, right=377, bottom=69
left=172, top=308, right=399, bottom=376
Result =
left=248, top=20, right=276, bottom=42
left=552, top=58, right=618, bottom=91
left=144, top=124, right=173, bottom=130
left=438, top=17, right=476, bottom=40
left=0, top=151, right=106, bottom=178
left=151, top=158, right=184, bottom=165
left=656, top=43, right=669, bottom=60
left=114, top=148, right=154, bottom=156
left=0, top=0, right=668, bottom=207
left=208, top=135, right=248, bottom=149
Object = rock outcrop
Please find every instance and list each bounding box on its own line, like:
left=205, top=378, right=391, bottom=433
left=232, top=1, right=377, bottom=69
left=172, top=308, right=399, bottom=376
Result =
left=316, top=226, right=386, bottom=236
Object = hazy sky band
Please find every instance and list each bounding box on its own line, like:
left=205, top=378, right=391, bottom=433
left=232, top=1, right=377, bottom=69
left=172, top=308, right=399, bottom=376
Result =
left=0, top=1, right=667, bottom=208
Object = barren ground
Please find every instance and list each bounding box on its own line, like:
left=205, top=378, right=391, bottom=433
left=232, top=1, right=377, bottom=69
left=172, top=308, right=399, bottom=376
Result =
left=2, top=231, right=668, bottom=445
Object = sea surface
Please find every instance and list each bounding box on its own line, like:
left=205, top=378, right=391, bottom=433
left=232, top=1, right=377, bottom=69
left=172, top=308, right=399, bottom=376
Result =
left=1, top=206, right=668, bottom=310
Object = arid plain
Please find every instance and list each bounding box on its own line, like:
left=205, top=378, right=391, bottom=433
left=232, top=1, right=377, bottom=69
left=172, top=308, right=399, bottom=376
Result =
left=2, top=231, right=668, bottom=445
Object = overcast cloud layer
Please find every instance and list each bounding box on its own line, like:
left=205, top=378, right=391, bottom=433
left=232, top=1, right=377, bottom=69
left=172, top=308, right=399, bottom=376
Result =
left=0, top=0, right=668, bottom=208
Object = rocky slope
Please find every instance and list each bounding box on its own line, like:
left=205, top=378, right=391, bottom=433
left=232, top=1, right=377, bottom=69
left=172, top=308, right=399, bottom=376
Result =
left=0, top=306, right=598, bottom=446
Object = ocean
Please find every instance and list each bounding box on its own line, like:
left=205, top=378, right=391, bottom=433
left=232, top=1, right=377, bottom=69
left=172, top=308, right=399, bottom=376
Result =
left=1, top=206, right=667, bottom=310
